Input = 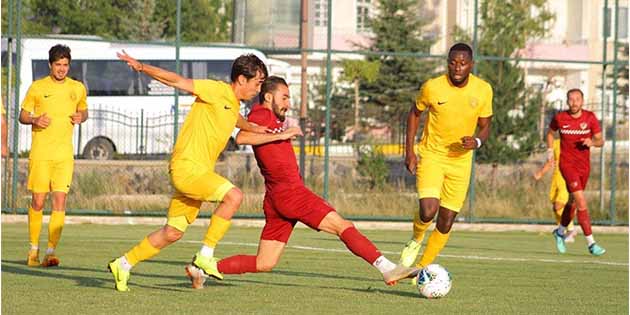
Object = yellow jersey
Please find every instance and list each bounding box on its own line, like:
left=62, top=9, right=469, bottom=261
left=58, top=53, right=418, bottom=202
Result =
left=21, top=76, right=87, bottom=160
left=415, top=74, right=493, bottom=159
left=551, top=139, right=564, bottom=183
left=171, top=80, right=240, bottom=167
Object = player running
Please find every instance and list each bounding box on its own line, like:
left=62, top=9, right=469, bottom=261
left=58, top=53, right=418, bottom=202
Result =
left=185, top=76, right=417, bottom=289
left=107, top=51, right=269, bottom=291
left=533, top=139, right=577, bottom=243
left=19, top=44, right=88, bottom=267
left=398, top=43, right=493, bottom=271
left=548, top=88, right=605, bottom=256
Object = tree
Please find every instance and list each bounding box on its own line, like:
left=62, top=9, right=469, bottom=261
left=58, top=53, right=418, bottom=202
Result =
left=454, top=0, right=555, bottom=163
left=361, top=0, right=438, bottom=142
left=340, top=59, right=380, bottom=133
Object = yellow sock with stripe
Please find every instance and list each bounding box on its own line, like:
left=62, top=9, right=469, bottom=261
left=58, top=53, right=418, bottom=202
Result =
left=47, top=210, right=66, bottom=250
left=124, top=237, right=160, bottom=266
left=417, top=229, right=451, bottom=268
left=28, top=207, right=43, bottom=249
left=412, top=211, right=432, bottom=243
left=203, top=215, right=232, bottom=249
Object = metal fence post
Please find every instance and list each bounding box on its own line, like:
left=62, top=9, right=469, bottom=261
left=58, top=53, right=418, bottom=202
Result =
left=173, top=0, right=181, bottom=145
left=608, top=0, right=620, bottom=225
left=322, top=0, right=333, bottom=200
left=10, top=0, right=23, bottom=212
left=600, top=0, right=609, bottom=214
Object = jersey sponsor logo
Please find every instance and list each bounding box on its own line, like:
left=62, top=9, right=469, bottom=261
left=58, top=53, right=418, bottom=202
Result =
left=580, top=122, right=587, bottom=129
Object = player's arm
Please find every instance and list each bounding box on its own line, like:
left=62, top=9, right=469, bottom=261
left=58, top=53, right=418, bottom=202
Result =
left=19, top=109, right=50, bottom=129
left=461, top=116, right=492, bottom=150
left=405, top=105, right=423, bottom=174
left=236, top=127, right=303, bottom=145
left=545, top=128, right=557, bottom=161
left=533, top=159, right=552, bottom=180
left=582, top=132, right=604, bottom=148
left=236, top=114, right=271, bottom=134
left=70, top=110, right=88, bottom=125
left=117, top=50, right=194, bottom=94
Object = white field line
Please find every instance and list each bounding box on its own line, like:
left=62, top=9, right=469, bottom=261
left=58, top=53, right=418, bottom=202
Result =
left=92, top=238, right=628, bottom=267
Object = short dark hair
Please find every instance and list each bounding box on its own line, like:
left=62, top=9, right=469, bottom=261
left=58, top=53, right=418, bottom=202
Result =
left=230, top=54, right=268, bottom=82
left=448, top=43, right=473, bottom=60
left=259, top=76, right=288, bottom=103
left=566, top=88, right=584, bottom=99
left=49, top=44, right=71, bottom=64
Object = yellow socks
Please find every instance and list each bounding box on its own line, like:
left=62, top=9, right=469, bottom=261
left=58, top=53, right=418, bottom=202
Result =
left=203, top=215, right=232, bottom=248
left=125, top=237, right=160, bottom=266
left=47, top=210, right=65, bottom=250
left=417, top=229, right=451, bottom=268
left=412, top=211, right=432, bottom=243
left=28, top=207, right=43, bottom=249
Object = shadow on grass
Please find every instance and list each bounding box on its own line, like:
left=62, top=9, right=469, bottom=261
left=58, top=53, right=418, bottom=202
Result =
left=1, top=259, right=190, bottom=293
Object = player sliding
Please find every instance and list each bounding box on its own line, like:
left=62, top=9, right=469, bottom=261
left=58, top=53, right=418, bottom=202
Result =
left=107, top=51, right=269, bottom=291
left=185, top=76, right=417, bottom=289
left=548, top=88, right=606, bottom=256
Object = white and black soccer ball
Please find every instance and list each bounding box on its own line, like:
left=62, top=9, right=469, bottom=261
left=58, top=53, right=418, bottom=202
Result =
left=416, top=264, right=452, bottom=299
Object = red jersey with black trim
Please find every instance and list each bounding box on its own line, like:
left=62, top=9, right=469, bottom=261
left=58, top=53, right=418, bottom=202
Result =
left=549, top=109, right=601, bottom=171
left=247, top=104, right=302, bottom=191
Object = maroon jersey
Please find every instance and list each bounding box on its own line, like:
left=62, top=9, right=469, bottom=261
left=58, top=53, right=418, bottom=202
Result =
left=247, top=104, right=302, bottom=191
left=549, top=110, right=601, bottom=171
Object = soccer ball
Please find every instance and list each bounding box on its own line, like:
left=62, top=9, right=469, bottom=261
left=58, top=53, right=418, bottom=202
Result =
left=416, top=264, right=452, bottom=299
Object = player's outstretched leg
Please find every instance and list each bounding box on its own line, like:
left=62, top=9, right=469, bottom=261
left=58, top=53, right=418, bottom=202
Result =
left=576, top=208, right=606, bottom=256
left=107, top=231, right=166, bottom=291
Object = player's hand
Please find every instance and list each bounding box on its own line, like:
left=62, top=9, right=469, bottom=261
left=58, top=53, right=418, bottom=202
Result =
left=405, top=153, right=417, bottom=175
left=70, top=112, right=83, bottom=125
left=461, top=136, right=477, bottom=150
left=282, top=126, right=303, bottom=140
left=32, top=113, right=50, bottom=129
left=117, top=50, right=143, bottom=72
left=580, top=137, right=593, bottom=147
left=533, top=171, right=542, bottom=181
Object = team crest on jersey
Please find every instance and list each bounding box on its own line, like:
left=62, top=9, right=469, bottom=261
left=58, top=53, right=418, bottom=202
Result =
left=70, top=91, right=77, bottom=101
left=580, top=122, right=587, bottom=130
left=469, top=97, right=478, bottom=108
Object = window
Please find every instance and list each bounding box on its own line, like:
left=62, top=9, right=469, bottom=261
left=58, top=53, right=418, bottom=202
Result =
left=605, top=7, right=628, bottom=39
left=357, top=0, right=371, bottom=32
left=314, top=0, right=328, bottom=27
left=33, top=59, right=234, bottom=96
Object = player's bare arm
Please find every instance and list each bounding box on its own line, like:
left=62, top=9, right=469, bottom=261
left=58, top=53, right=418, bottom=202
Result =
left=533, top=159, right=553, bottom=180
left=19, top=109, right=50, bottom=129
left=70, top=110, right=88, bottom=125
left=236, top=114, right=270, bottom=133
left=236, top=126, right=303, bottom=146
left=581, top=132, right=604, bottom=148
left=405, top=105, right=423, bottom=175
left=117, top=50, right=194, bottom=94
left=461, top=116, right=492, bottom=150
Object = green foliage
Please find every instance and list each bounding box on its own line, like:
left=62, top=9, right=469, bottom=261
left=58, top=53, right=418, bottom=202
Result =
left=1, top=0, right=232, bottom=42
left=361, top=0, right=438, bottom=139
left=356, top=144, right=389, bottom=189
left=454, top=0, right=555, bottom=163
left=340, top=60, right=380, bottom=84
left=309, top=68, right=353, bottom=143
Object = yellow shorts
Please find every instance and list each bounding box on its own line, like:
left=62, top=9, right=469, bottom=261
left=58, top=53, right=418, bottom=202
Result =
left=416, top=154, right=472, bottom=212
left=166, top=160, right=235, bottom=230
left=549, top=174, right=569, bottom=205
left=27, top=159, right=74, bottom=193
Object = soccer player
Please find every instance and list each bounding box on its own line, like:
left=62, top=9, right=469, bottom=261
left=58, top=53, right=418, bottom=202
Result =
left=108, top=51, right=269, bottom=291
left=548, top=88, right=605, bottom=256
left=185, top=76, right=417, bottom=289
left=18, top=44, right=88, bottom=267
left=533, top=139, right=577, bottom=243
left=398, top=43, right=493, bottom=270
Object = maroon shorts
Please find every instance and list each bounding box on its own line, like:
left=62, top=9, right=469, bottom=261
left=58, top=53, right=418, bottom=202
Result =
left=260, top=185, right=335, bottom=243
left=560, top=164, right=590, bottom=193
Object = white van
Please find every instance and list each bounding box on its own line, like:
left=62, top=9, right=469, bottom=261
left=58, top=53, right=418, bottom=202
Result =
left=6, top=37, right=284, bottom=159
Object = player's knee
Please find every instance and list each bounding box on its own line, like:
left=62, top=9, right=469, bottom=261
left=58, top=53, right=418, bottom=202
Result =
left=164, top=228, right=184, bottom=243
left=256, top=260, right=277, bottom=272
left=337, top=220, right=354, bottom=235
left=31, top=199, right=45, bottom=211
left=224, top=188, right=243, bottom=207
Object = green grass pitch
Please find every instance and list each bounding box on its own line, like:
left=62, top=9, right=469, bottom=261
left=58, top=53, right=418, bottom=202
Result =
left=2, top=223, right=628, bottom=314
